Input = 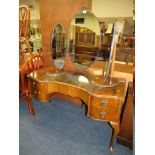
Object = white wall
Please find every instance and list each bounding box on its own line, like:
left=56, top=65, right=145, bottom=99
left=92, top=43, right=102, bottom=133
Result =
left=92, top=0, right=133, bottom=17
left=71, top=12, right=100, bottom=35
left=19, top=0, right=133, bottom=19
left=19, top=0, right=40, bottom=20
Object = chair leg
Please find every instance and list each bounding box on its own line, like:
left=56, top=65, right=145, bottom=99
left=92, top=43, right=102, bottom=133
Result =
left=26, top=93, right=35, bottom=116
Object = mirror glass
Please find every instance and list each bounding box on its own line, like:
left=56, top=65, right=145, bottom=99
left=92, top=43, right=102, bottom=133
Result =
left=68, top=8, right=101, bottom=69
left=112, top=20, right=135, bottom=75
left=115, top=20, right=135, bottom=65
left=51, top=24, right=66, bottom=71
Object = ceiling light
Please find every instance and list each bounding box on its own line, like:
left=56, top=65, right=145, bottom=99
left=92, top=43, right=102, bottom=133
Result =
left=82, top=10, right=87, bottom=14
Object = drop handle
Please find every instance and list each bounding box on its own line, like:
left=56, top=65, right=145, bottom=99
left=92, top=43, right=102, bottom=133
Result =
left=34, top=90, right=40, bottom=95
left=100, top=112, right=106, bottom=118
left=34, top=90, right=37, bottom=94
left=32, top=81, right=36, bottom=87
left=101, top=99, right=107, bottom=107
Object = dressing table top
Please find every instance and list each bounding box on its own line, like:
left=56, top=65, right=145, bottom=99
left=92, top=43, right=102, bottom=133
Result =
left=28, top=66, right=126, bottom=100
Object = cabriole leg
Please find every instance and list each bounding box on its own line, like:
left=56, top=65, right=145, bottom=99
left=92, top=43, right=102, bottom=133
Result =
left=26, top=93, right=35, bottom=116
left=109, top=121, right=120, bottom=151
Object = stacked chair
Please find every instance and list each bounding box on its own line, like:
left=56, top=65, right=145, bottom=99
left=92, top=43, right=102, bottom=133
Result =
left=19, top=5, right=44, bottom=115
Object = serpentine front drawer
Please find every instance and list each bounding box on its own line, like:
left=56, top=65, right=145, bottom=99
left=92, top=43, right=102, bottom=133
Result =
left=88, top=96, right=123, bottom=122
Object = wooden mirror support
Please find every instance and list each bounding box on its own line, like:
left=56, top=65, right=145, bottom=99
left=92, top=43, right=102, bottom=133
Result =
left=102, top=22, right=120, bottom=87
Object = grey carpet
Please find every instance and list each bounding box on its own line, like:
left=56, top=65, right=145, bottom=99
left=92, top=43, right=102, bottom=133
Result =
left=19, top=97, right=133, bottom=155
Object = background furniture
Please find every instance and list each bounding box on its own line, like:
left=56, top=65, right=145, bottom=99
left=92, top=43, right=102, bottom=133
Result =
left=19, top=5, right=30, bottom=38
left=115, top=48, right=134, bottom=64
left=19, top=5, right=33, bottom=64
left=116, top=35, right=135, bottom=64
left=74, top=45, right=98, bottom=65
left=117, top=82, right=134, bottom=149
left=100, top=33, right=112, bottom=60
left=75, top=31, right=95, bottom=46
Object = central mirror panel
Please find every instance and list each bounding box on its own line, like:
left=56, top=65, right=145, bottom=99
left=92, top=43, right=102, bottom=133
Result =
left=68, top=9, right=100, bottom=68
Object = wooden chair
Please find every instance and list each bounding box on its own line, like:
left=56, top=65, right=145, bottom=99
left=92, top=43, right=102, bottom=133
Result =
left=19, top=37, right=32, bottom=60
left=19, top=5, right=30, bottom=38
left=19, top=5, right=32, bottom=64
left=19, top=54, right=44, bottom=115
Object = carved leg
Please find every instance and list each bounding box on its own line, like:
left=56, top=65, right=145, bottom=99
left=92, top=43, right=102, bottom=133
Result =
left=85, top=105, right=89, bottom=116
left=109, top=121, right=120, bottom=151
left=26, top=93, right=35, bottom=116
left=80, top=100, right=85, bottom=111
left=79, top=99, right=87, bottom=116
left=80, top=102, right=83, bottom=110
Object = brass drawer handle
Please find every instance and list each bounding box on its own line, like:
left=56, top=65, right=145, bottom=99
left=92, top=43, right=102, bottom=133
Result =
left=101, top=99, right=107, bottom=107
left=34, top=90, right=37, bottom=94
left=100, top=112, right=106, bottom=118
left=32, top=81, right=36, bottom=87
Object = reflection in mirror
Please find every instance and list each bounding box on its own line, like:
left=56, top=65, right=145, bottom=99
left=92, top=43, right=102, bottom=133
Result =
left=51, top=24, right=66, bottom=73
left=68, top=8, right=100, bottom=69
left=116, top=33, right=135, bottom=65
left=110, top=19, right=135, bottom=65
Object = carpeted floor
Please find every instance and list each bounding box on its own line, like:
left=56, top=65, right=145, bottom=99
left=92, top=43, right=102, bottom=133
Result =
left=19, top=97, right=133, bottom=155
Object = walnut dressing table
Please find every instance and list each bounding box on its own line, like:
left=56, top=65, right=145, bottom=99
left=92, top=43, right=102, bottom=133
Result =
left=27, top=66, right=127, bottom=151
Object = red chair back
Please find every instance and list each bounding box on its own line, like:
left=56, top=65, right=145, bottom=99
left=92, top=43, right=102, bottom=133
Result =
left=20, top=55, right=44, bottom=93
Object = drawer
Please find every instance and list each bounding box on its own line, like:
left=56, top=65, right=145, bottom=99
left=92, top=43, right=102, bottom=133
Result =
left=48, top=83, right=69, bottom=96
left=57, top=84, right=69, bottom=96
left=31, top=81, right=40, bottom=98
left=89, top=96, right=122, bottom=121
left=67, top=86, right=89, bottom=103
left=48, top=83, right=89, bottom=104
left=90, top=97, right=120, bottom=109
left=89, top=105, right=121, bottom=121
left=28, top=78, right=49, bottom=102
